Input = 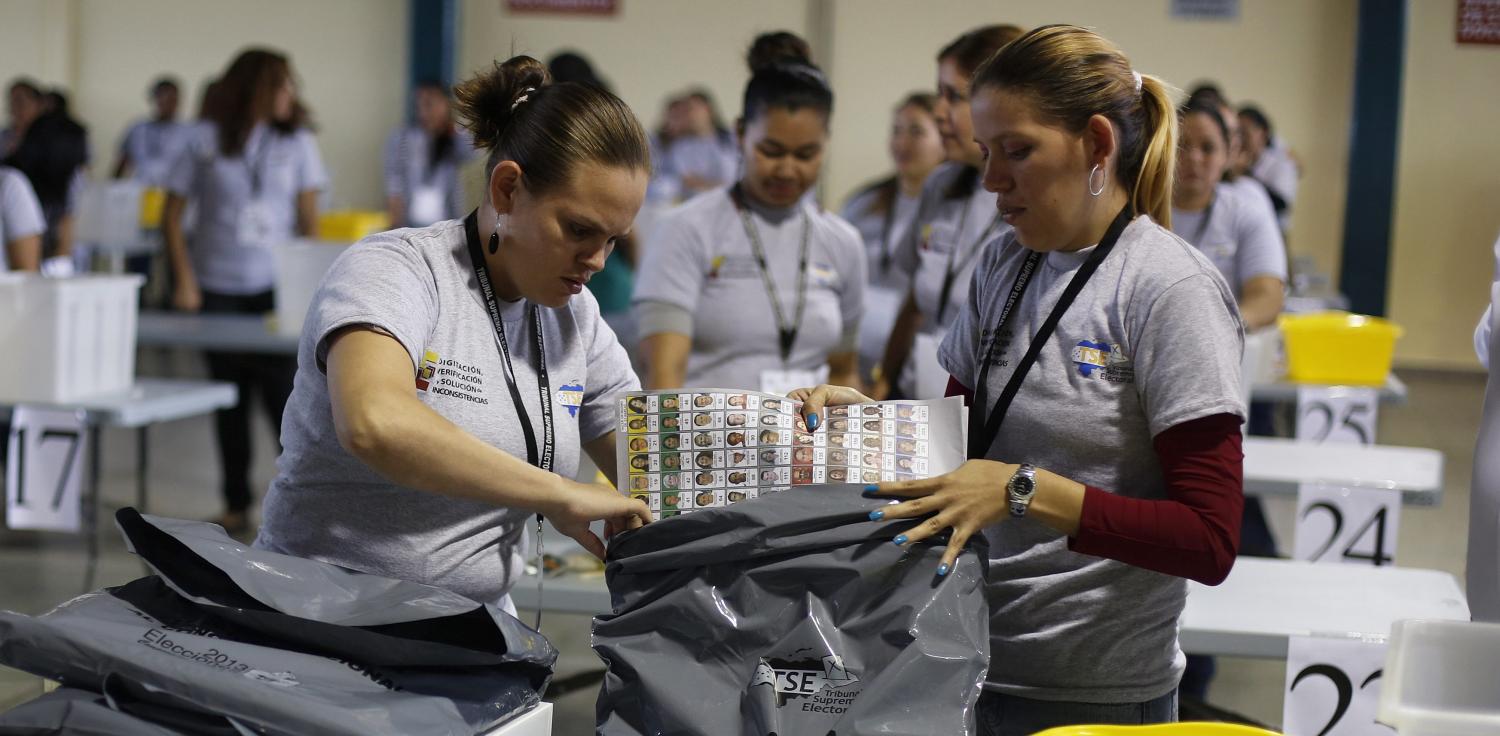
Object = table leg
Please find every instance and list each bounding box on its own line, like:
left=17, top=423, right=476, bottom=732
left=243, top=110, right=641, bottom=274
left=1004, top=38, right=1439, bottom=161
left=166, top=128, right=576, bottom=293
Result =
left=137, top=427, right=149, bottom=513
left=82, top=425, right=101, bottom=593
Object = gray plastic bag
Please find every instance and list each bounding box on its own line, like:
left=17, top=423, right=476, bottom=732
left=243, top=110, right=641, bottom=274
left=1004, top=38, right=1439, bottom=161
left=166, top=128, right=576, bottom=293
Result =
left=594, top=484, right=991, bottom=735
left=0, top=509, right=554, bottom=736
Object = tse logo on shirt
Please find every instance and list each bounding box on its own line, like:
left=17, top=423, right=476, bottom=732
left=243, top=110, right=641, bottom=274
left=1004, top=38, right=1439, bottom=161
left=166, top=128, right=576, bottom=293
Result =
left=1071, top=340, right=1135, bottom=384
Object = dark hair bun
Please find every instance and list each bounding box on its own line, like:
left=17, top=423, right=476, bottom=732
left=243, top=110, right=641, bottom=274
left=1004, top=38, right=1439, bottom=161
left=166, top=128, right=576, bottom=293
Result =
left=746, top=31, right=812, bottom=73
left=454, top=55, right=551, bottom=153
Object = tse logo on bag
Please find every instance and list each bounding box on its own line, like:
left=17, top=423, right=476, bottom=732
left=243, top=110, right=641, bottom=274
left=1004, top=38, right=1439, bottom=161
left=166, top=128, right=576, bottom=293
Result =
left=751, top=651, right=861, bottom=713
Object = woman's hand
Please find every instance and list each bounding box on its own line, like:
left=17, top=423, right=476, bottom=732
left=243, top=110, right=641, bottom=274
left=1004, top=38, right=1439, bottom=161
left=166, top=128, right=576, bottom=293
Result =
left=786, top=384, right=873, bottom=430
left=865, top=459, right=1020, bottom=575
left=547, top=479, right=651, bottom=560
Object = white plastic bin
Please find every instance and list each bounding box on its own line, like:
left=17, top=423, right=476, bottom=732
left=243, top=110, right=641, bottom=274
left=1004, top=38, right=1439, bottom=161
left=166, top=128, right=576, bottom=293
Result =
left=0, top=274, right=144, bottom=403
left=1379, top=619, right=1500, bottom=735
left=273, top=239, right=352, bottom=337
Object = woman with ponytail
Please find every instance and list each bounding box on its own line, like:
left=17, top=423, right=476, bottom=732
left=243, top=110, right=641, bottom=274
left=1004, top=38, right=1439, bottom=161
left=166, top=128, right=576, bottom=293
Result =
left=794, top=25, right=1245, bottom=732
left=254, top=56, right=651, bottom=611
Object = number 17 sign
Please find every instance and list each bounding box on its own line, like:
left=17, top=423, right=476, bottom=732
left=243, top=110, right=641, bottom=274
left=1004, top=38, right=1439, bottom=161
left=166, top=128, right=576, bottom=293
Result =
left=5, top=407, right=88, bottom=532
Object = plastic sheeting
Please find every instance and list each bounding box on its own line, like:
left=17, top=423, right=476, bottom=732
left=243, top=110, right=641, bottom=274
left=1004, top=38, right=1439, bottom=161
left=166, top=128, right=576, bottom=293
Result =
left=0, top=509, right=554, bottom=735
left=594, top=484, right=991, bottom=735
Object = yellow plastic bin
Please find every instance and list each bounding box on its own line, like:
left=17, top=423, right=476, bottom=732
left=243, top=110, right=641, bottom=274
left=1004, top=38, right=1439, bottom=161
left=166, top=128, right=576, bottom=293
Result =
left=316, top=210, right=390, bottom=242
left=139, top=187, right=166, bottom=229
left=1033, top=724, right=1281, bottom=736
left=1278, top=311, right=1403, bottom=386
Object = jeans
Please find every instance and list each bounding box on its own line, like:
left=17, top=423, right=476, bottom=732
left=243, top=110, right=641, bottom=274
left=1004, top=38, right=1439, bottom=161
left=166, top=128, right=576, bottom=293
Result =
left=977, top=688, right=1178, bottom=736
left=201, top=290, right=296, bottom=513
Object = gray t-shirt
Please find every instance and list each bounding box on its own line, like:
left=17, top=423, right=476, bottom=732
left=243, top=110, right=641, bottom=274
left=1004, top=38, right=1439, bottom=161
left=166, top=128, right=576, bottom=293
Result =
left=119, top=118, right=193, bottom=186
left=939, top=216, right=1243, bottom=703
left=1171, top=181, right=1288, bottom=299
left=255, top=218, right=639, bottom=604
left=0, top=166, right=45, bottom=271
left=165, top=122, right=329, bottom=294
left=893, top=162, right=1012, bottom=395
left=842, top=184, right=921, bottom=374
left=633, top=187, right=866, bottom=391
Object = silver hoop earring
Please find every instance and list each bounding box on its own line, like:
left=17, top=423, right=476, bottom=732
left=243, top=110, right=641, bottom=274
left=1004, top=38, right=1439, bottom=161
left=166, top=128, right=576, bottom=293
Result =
left=1088, top=164, right=1106, bottom=197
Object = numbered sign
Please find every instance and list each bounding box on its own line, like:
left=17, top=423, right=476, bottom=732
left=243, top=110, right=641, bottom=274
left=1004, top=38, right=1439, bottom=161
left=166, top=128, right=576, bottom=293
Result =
left=5, top=407, right=88, bottom=532
left=1293, top=483, right=1401, bottom=567
left=1284, top=635, right=1395, bottom=736
left=1297, top=387, right=1379, bottom=446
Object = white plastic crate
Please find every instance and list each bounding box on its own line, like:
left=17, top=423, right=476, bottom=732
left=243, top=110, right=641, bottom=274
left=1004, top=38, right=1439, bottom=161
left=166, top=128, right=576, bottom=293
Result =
left=1379, top=619, right=1500, bottom=735
left=273, top=239, right=352, bottom=337
left=0, top=274, right=143, bottom=403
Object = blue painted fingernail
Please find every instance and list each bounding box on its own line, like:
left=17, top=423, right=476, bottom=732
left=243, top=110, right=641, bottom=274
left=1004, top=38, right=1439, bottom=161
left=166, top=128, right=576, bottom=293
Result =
left=893, top=534, right=908, bottom=546
left=937, top=563, right=950, bottom=577
left=806, top=413, right=819, bottom=430
left=864, top=484, right=879, bottom=493
left=869, top=509, right=884, bottom=521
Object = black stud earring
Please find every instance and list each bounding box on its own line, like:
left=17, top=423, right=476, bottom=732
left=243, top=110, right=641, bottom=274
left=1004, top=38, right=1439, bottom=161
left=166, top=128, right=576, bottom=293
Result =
left=488, top=231, right=499, bottom=255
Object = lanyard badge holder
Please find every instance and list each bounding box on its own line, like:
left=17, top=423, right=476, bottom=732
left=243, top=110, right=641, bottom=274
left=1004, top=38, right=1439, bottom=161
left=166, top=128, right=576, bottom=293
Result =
left=465, top=211, right=555, bottom=631
left=238, top=135, right=277, bottom=249
left=967, top=206, right=1132, bottom=459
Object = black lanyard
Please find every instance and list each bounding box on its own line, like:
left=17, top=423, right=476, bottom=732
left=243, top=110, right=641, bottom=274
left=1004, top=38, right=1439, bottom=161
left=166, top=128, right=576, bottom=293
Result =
left=732, top=185, right=810, bottom=364
left=967, top=206, right=1132, bottom=459
left=936, top=199, right=1002, bottom=324
left=877, top=190, right=902, bottom=274
left=245, top=130, right=273, bottom=198
left=463, top=210, right=555, bottom=473
left=1189, top=194, right=1217, bottom=246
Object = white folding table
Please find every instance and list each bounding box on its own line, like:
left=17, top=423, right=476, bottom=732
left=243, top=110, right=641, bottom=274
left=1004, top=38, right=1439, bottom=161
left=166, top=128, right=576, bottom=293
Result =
left=136, top=310, right=300, bottom=355
left=1, top=378, right=238, bottom=590
left=1242, top=436, right=1444, bottom=505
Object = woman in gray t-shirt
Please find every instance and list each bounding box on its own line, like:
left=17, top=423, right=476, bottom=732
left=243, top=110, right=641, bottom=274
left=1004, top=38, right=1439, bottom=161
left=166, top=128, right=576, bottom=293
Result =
left=634, top=49, right=865, bottom=395
left=253, top=56, right=651, bottom=608
left=797, top=26, right=1246, bottom=734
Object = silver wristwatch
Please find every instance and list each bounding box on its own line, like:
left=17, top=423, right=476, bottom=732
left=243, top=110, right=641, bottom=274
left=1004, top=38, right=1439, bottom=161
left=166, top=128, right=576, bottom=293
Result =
left=1006, top=464, right=1038, bottom=518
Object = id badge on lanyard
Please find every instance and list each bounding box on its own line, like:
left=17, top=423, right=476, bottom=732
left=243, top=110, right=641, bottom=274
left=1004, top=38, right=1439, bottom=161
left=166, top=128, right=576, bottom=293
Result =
left=238, top=136, right=277, bottom=249
left=409, top=185, right=447, bottom=226
left=759, top=365, right=829, bottom=397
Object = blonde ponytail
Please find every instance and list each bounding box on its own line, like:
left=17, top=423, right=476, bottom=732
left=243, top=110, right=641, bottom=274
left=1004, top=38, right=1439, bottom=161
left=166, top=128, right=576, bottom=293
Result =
left=1133, top=74, right=1177, bottom=228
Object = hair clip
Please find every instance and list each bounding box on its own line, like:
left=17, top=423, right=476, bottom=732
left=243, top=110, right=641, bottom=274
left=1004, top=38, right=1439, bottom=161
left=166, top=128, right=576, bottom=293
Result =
left=511, top=87, right=536, bottom=112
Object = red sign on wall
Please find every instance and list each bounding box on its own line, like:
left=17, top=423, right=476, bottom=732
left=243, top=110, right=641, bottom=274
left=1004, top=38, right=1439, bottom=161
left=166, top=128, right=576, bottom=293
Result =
left=1459, top=0, right=1500, bottom=45
left=506, top=0, right=618, bottom=15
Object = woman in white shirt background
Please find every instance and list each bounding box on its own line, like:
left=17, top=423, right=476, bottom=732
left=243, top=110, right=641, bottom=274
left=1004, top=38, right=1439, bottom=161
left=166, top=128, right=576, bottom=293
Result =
left=873, top=24, right=1024, bottom=401
left=383, top=79, right=475, bottom=228
left=840, top=91, right=947, bottom=381
left=1171, top=100, right=1286, bottom=330
left=163, top=48, right=329, bottom=535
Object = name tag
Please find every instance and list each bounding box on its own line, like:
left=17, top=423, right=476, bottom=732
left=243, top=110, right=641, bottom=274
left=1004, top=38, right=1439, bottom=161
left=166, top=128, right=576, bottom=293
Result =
left=409, top=185, right=446, bottom=226
left=760, top=366, right=828, bottom=397
left=236, top=199, right=276, bottom=249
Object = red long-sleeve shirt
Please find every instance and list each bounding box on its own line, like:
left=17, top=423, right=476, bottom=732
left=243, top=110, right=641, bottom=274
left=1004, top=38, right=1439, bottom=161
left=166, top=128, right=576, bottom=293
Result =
left=945, top=376, right=1243, bottom=585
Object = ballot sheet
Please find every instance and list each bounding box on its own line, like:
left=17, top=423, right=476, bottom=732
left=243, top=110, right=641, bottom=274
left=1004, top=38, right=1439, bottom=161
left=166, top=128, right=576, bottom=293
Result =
left=616, top=390, right=967, bottom=518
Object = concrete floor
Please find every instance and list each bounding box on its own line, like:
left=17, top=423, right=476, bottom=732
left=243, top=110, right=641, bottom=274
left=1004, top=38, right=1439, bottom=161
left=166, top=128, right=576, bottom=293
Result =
left=0, top=359, right=1486, bottom=732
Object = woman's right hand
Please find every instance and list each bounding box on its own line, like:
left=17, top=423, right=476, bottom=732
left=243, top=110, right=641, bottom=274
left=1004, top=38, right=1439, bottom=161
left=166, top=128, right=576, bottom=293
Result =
left=547, top=479, right=651, bottom=560
left=787, top=384, right=874, bottom=430
left=173, top=278, right=202, bottom=313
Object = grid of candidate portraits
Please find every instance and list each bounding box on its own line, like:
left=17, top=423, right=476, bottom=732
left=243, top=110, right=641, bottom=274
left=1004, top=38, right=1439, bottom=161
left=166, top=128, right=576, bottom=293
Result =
left=619, top=391, right=935, bottom=517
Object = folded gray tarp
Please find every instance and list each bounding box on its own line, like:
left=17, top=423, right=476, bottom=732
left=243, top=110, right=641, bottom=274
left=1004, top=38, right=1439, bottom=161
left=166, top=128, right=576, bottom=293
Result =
left=0, top=509, right=554, bottom=736
left=594, top=484, right=991, bottom=735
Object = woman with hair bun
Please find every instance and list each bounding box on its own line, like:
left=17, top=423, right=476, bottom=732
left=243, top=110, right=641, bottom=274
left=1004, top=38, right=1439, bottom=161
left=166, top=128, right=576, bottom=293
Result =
left=634, top=35, right=865, bottom=396
left=254, top=56, right=652, bottom=612
left=796, top=25, right=1245, bottom=731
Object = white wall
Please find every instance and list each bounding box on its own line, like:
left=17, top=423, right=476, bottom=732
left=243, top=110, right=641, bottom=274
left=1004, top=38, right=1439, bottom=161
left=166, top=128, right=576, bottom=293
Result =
left=2, top=0, right=407, bottom=210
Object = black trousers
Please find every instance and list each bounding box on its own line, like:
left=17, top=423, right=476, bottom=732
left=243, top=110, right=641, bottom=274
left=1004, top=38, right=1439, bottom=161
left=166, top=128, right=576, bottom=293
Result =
left=201, top=290, right=295, bottom=513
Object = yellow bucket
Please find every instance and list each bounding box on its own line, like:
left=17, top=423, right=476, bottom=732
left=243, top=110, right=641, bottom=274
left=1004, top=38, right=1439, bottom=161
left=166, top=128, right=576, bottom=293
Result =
left=1033, top=724, right=1281, bottom=735
left=1278, top=311, right=1403, bottom=386
left=316, top=210, right=390, bottom=242
left=139, top=187, right=167, bottom=229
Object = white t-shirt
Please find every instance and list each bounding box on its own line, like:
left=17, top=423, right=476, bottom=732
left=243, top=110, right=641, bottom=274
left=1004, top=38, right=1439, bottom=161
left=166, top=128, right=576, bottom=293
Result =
left=633, top=187, right=866, bottom=391
left=1171, top=181, right=1288, bottom=299
left=0, top=166, right=46, bottom=271
left=165, top=122, right=330, bottom=294
left=1251, top=136, right=1298, bottom=230
left=256, top=218, right=639, bottom=603
left=119, top=118, right=193, bottom=186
